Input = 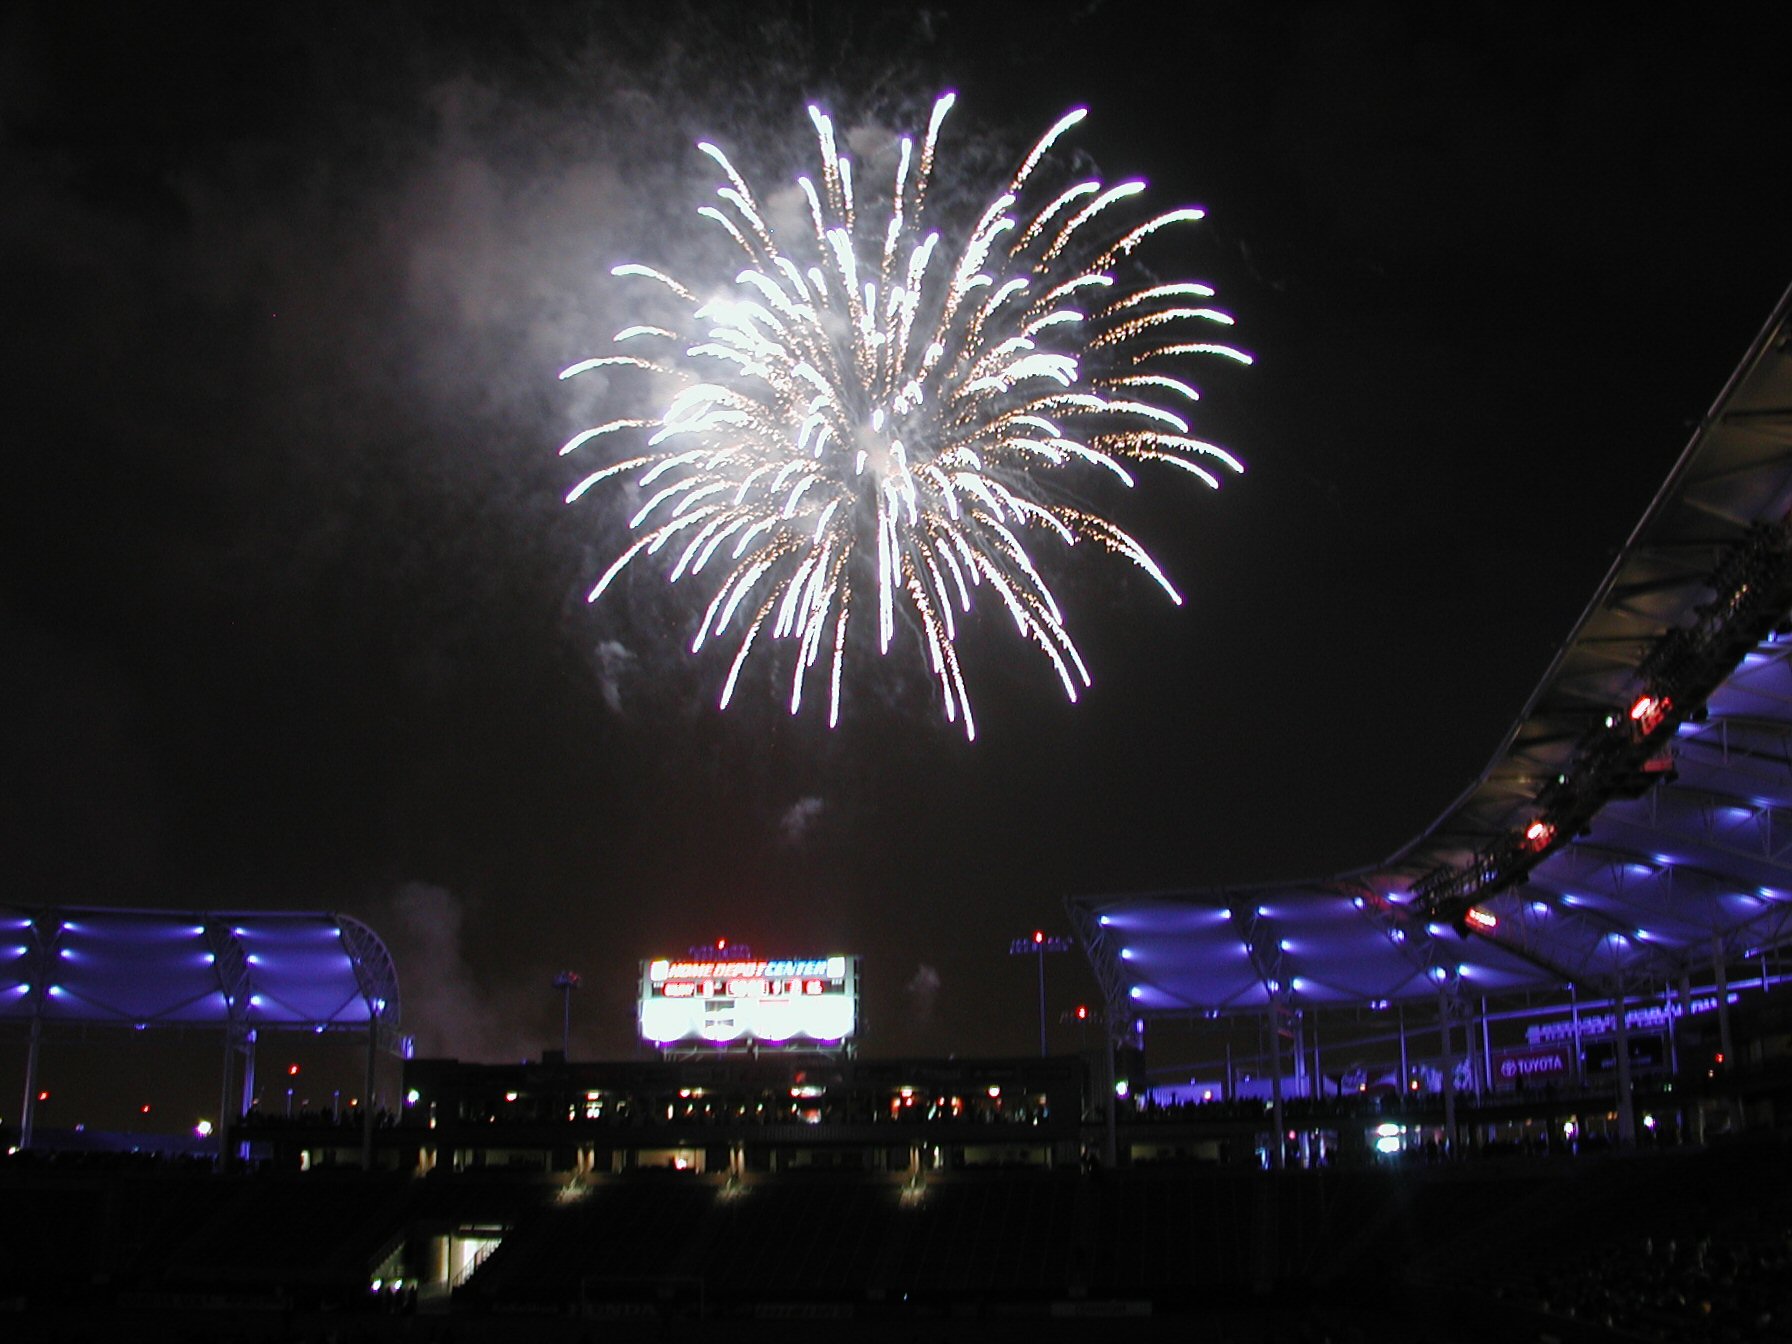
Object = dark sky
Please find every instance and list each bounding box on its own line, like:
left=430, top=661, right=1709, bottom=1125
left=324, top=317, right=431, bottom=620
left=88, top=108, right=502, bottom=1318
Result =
left=4, top=1, right=1790, bottom=1113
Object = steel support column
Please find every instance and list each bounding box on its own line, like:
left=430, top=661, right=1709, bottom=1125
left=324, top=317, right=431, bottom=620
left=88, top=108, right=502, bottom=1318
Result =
left=1269, top=1009, right=1286, bottom=1170
left=362, top=1026, right=378, bottom=1170
left=1570, top=983, right=1583, bottom=1085
left=1439, top=992, right=1456, bottom=1160
left=1713, top=937, right=1742, bottom=1132
left=1398, top=1004, right=1409, bottom=1096
left=1713, top=937, right=1735, bottom=1063
left=216, top=1026, right=236, bottom=1171
left=1613, top=987, right=1637, bottom=1149
left=1101, top=1030, right=1117, bottom=1169
left=20, top=1015, right=42, bottom=1152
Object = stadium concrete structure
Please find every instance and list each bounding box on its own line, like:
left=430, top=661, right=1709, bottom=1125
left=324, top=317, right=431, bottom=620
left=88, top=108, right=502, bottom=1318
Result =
left=1069, top=282, right=1792, bottom=1161
left=4, top=288, right=1792, bottom=1337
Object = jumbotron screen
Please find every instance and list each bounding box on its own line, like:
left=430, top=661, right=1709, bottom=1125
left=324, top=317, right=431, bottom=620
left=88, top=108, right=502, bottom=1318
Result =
left=638, top=954, right=860, bottom=1047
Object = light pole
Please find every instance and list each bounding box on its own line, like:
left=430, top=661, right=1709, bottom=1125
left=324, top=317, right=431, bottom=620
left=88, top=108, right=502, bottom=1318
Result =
left=1062, top=1004, right=1097, bottom=1055
left=554, top=971, right=581, bottom=1058
left=1009, top=931, right=1073, bottom=1057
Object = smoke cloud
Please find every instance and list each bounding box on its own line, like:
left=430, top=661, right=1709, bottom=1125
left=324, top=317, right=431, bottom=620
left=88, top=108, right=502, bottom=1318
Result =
left=904, top=963, right=942, bottom=1023
left=373, top=882, right=528, bottom=1062
left=778, top=795, right=826, bottom=845
left=593, top=639, right=637, bottom=714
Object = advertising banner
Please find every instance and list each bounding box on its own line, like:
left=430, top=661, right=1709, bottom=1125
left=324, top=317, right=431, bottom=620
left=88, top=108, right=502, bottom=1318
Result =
left=1584, top=1034, right=1666, bottom=1074
left=1492, top=1045, right=1573, bottom=1087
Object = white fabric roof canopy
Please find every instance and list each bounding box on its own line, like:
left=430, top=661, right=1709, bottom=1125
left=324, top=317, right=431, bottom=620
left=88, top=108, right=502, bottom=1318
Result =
left=0, top=906, right=402, bottom=1039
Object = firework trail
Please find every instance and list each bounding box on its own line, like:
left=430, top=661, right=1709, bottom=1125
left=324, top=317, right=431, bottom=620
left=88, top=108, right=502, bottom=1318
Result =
left=560, top=93, right=1248, bottom=739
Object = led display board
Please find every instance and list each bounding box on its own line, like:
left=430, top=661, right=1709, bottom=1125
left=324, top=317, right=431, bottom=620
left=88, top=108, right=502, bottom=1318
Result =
left=638, top=955, right=859, bottom=1047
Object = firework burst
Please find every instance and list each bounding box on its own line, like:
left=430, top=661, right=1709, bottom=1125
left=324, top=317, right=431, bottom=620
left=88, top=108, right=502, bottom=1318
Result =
left=560, top=93, right=1248, bottom=739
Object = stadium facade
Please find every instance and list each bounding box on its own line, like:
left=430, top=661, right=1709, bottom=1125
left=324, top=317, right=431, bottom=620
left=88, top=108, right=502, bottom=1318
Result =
left=1071, top=281, right=1792, bottom=1160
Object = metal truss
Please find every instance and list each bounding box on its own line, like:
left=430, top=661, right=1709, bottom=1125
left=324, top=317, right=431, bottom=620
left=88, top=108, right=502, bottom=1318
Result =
left=1065, top=900, right=1133, bottom=1047
left=338, top=915, right=405, bottom=1055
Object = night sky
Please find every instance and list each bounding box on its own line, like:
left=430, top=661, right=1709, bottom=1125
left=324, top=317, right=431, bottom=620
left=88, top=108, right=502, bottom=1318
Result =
left=4, top=2, right=1790, bottom=1119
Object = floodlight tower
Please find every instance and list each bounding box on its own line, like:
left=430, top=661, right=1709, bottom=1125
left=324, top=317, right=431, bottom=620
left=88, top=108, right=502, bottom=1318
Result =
left=1009, top=931, right=1073, bottom=1056
left=554, top=971, right=581, bottom=1058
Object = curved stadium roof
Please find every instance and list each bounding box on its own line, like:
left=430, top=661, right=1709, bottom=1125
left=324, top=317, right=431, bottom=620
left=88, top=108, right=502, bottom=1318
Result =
left=1070, top=285, right=1792, bottom=1020
left=0, top=906, right=403, bottom=1045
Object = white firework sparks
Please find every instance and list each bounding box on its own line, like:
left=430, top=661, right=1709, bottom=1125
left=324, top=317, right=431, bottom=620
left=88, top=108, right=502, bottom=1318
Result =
left=560, top=92, right=1248, bottom=740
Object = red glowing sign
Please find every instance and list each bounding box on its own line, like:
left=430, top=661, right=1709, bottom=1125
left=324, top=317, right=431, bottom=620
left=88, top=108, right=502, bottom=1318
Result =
left=1465, top=907, right=1498, bottom=931
left=1629, top=694, right=1672, bottom=735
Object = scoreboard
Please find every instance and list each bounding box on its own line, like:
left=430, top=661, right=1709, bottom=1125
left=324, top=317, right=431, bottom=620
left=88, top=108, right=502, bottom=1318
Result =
left=638, top=954, right=859, bottom=1047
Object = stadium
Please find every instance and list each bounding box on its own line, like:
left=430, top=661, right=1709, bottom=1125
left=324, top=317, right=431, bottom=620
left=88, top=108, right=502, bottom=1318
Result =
left=2, top=286, right=1790, bottom=1341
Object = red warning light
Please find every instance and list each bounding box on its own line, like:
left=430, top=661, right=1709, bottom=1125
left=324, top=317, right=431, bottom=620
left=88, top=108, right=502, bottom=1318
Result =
left=1522, top=819, right=1556, bottom=852
left=1075, top=1005, right=1089, bottom=1020
left=1033, top=930, right=1044, bottom=944
left=1465, top=908, right=1499, bottom=931
left=36, top=1090, right=49, bottom=1103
